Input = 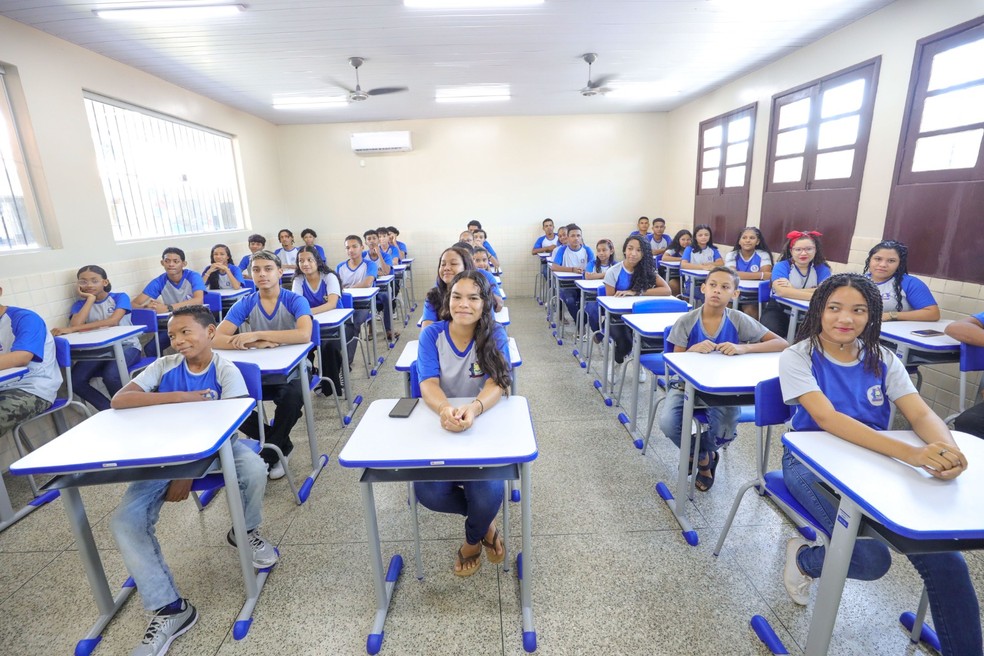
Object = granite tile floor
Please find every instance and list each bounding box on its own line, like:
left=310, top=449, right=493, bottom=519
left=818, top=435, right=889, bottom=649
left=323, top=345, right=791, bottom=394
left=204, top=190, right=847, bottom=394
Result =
left=0, top=295, right=977, bottom=655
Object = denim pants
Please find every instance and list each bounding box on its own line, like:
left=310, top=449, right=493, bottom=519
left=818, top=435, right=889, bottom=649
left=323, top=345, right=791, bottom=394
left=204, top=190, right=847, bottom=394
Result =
left=559, top=288, right=580, bottom=324
left=585, top=300, right=601, bottom=334
left=71, top=347, right=142, bottom=411
left=659, top=386, right=739, bottom=454
left=782, top=448, right=982, bottom=656
left=110, top=439, right=268, bottom=610
left=414, top=480, right=504, bottom=545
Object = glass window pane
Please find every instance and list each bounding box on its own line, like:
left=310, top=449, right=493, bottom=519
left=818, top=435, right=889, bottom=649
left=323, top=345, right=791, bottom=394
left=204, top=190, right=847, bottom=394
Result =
left=703, top=125, right=722, bottom=147
left=778, top=97, right=811, bottom=129
left=920, top=84, right=984, bottom=133
left=0, top=73, right=44, bottom=252
left=702, top=147, right=721, bottom=169
left=724, top=165, right=746, bottom=188
left=701, top=169, right=719, bottom=190
left=728, top=116, right=751, bottom=143
left=772, top=157, right=803, bottom=184
left=911, top=129, right=983, bottom=172
left=726, top=141, right=748, bottom=165
left=821, top=78, right=865, bottom=118
left=928, top=37, right=984, bottom=91
left=775, top=128, right=807, bottom=157
left=818, top=115, right=860, bottom=150
left=814, top=149, right=855, bottom=180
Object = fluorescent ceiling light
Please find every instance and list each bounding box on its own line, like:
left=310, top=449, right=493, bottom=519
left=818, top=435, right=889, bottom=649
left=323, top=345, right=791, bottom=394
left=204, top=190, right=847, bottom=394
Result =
left=94, top=4, right=245, bottom=20
left=435, top=85, right=510, bottom=103
left=405, top=0, right=543, bottom=8
left=273, top=96, right=348, bottom=110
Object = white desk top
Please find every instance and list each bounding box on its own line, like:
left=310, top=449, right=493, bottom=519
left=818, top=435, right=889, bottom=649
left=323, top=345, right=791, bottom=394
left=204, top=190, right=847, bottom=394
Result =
left=679, top=268, right=709, bottom=278
left=662, top=260, right=681, bottom=269
left=598, top=296, right=685, bottom=314
left=58, top=325, right=144, bottom=348
left=738, top=280, right=764, bottom=292
left=402, top=257, right=414, bottom=264
left=880, top=320, right=959, bottom=352
left=537, top=253, right=550, bottom=260
left=376, top=274, right=395, bottom=284
left=495, top=307, right=510, bottom=325
left=346, top=287, right=380, bottom=300
left=663, top=351, right=781, bottom=394
left=395, top=337, right=522, bottom=371
left=214, top=342, right=312, bottom=376
left=775, top=296, right=810, bottom=311
left=311, top=308, right=354, bottom=329
left=622, top=312, right=688, bottom=337
left=551, top=271, right=582, bottom=280
left=392, top=264, right=408, bottom=272
left=10, top=398, right=254, bottom=475
left=784, top=430, right=984, bottom=540
left=212, top=288, right=249, bottom=298
left=0, top=366, right=28, bottom=384
left=575, top=279, right=605, bottom=291
left=337, top=396, right=537, bottom=468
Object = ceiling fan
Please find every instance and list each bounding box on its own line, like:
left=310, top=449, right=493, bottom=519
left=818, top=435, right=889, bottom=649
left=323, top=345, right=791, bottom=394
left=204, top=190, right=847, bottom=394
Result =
left=329, top=57, right=409, bottom=102
left=580, top=53, right=614, bottom=97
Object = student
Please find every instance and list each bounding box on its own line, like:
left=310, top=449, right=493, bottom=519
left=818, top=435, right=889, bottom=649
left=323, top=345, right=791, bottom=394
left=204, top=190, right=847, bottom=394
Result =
left=387, top=226, right=407, bottom=259
left=557, top=225, right=569, bottom=247
left=458, top=230, right=475, bottom=249
left=292, top=245, right=346, bottom=396
left=363, top=229, right=393, bottom=275
left=724, top=227, right=773, bottom=319
left=760, top=230, right=832, bottom=338
left=415, top=270, right=511, bottom=577
left=134, top=247, right=206, bottom=354
left=681, top=224, right=724, bottom=270
left=0, top=285, right=61, bottom=439
left=110, top=305, right=277, bottom=656
left=551, top=224, right=595, bottom=322
left=300, top=228, right=327, bottom=262
left=215, top=251, right=312, bottom=480
left=466, top=219, right=482, bottom=233
left=50, top=265, right=142, bottom=411
left=585, top=238, right=616, bottom=280
left=239, top=234, right=266, bottom=278
left=661, top=229, right=693, bottom=297
left=473, top=228, right=499, bottom=269
left=945, top=312, right=984, bottom=439
left=339, top=234, right=396, bottom=342
left=659, top=267, right=787, bottom=491
left=377, top=226, right=402, bottom=266
left=202, top=244, right=245, bottom=290
left=649, top=217, right=670, bottom=256
left=778, top=274, right=980, bottom=656
left=863, top=240, right=940, bottom=323
left=275, top=228, right=299, bottom=272
left=421, top=246, right=475, bottom=330
left=630, top=216, right=650, bottom=238
left=472, top=247, right=505, bottom=312
left=532, top=218, right=561, bottom=281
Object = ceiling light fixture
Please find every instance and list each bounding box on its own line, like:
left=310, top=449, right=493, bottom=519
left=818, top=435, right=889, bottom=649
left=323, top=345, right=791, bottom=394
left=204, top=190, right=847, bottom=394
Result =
left=435, top=85, right=511, bottom=103
left=405, top=0, right=543, bottom=9
left=93, top=4, right=245, bottom=21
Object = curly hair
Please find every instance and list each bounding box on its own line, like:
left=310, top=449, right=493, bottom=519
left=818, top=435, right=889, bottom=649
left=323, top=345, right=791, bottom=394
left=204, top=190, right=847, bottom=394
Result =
left=622, top=235, right=660, bottom=294
left=778, top=231, right=827, bottom=267
left=863, top=240, right=909, bottom=313
left=440, top=270, right=511, bottom=393
left=732, top=226, right=772, bottom=256
left=425, top=246, right=475, bottom=318
left=667, top=229, right=692, bottom=255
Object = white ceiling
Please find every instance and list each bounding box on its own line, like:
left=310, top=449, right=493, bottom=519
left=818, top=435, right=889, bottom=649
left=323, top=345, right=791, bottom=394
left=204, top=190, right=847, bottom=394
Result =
left=0, top=0, right=896, bottom=125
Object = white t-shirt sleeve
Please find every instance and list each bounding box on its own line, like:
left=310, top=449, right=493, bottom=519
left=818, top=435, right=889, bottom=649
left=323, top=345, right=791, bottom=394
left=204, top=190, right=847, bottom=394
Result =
left=882, top=346, right=918, bottom=401
left=778, top=343, right=820, bottom=405
left=603, top=264, right=620, bottom=288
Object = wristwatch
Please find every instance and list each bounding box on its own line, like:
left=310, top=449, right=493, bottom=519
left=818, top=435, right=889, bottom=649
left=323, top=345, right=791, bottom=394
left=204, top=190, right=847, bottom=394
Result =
left=889, top=311, right=898, bottom=321
left=166, top=304, right=174, bottom=313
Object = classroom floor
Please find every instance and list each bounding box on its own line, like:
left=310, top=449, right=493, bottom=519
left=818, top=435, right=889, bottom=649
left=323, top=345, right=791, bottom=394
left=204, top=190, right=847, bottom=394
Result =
left=1, top=295, right=980, bottom=656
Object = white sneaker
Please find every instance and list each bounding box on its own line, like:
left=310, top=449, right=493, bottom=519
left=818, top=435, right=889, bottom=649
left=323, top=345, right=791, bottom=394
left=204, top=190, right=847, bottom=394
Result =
left=227, top=528, right=279, bottom=569
left=783, top=537, right=813, bottom=605
left=638, top=368, right=648, bottom=384
left=268, top=460, right=286, bottom=480
left=131, top=599, right=197, bottom=656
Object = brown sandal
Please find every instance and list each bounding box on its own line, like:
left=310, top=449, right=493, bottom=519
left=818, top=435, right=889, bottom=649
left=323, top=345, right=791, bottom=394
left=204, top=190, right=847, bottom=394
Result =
left=454, top=545, right=482, bottom=577
left=481, top=527, right=505, bottom=564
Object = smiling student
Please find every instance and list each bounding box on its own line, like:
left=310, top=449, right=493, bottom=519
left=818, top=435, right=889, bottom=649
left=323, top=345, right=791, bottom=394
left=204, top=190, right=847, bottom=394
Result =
left=421, top=246, right=476, bottom=330
left=551, top=223, right=595, bottom=322
left=292, top=245, right=346, bottom=396
left=202, top=244, right=245, bottom=290
left=134, top=247, right=207, bottom=354
left=761, top=230, right=832, bottom=338
left=649, top=217, right=670, bottom=256
left=275, top=228, right=299, bottom=272
left=725, top=227, right=774, bottom=319
left=239, top=234, right=266, bottom=278
left=863, top=239, right=939, bottom=323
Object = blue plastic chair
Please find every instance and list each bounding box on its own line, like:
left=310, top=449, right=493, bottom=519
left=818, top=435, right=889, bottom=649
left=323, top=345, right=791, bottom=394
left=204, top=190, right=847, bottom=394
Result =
left=203, top=291, right=222, bottom=321
left=613, top=298, right=689, bottom=407
left=129, top=308, right=161, bottom=365
left=945, top=343, right=984, bottom=425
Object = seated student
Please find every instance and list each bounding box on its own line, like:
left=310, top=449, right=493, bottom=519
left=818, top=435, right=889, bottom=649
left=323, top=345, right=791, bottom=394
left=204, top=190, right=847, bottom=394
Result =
left=630, top=216, right=650, bottom=238
left=778, top=274, right=980, bottom=656
left=134, top=247, right=206, bottom=354
left=557, top=224, right=569, bottom=248
left=300, top=228, right=327, bottom=262
left=421, top=246, right=475, bottom=330
left=377, top=226, right=402, bottom=266
left=214, top=251, right=312, bottom=480
left=649, top=217, right=670, bottom=256
left=466, top=219, right=482, bottom=233
left=363, top=229, right=393, bottom=275
left=863, top=240, right=940, bottom=323
left=681, top=224, right=724, bottom=270
left=532, top=218, right=561, bottom=280
left=0, top=285, right=61, bottom=440
left=292, top=245, right=346, bottom=396
left=415, top=270, right=511, bottom=577
left=945, top=311, right=984, bottom=439
left=550, top=224, right=595, bottom=322
left=724, top=227, right=774, bottom=319
left=339, top=234, right=397, bottom=343
left=202, top=244, right=245, bottom=290
left=473, top=228, right=499, bottom=269
left=110, top=305, right=277, bottom=656
left=472, top=247, right=505, bottom=312
left=458, top=230, right=475, bottom=250
left=275, top=228, right=299, bottom=273
left=659, top=267, right=787, bottom=491
left=585, top=238, right=616, bottom=280
left=660, top=229, right=693, bottom=297
left=238, top=234, right=266, bottom=279
left=387, top=226, right=407, bottom=259
left=50, top=265, right=142, bottom=411
left=760, top=230, right=832, bottom=338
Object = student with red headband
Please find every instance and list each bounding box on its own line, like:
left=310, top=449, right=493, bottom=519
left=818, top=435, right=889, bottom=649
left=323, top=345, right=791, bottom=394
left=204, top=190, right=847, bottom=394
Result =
left=760, top=230, right=831, bottom=338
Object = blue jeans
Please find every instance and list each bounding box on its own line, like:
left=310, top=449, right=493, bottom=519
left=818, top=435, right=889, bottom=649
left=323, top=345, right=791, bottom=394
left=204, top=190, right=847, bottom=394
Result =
left=110, top=439, right=268, bottom=610
left=71, top=347, right=141, bottom=411
left=659, top=386, right=739, bottom=454
left=413, top=480, right=504, bottom=545
left=559, top=288, right=579, bottom=324
left=783, top=448, right=982, bottom=656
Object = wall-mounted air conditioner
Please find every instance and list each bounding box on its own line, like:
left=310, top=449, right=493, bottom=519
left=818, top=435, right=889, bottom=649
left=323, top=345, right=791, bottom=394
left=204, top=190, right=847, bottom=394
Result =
left=350, top=131, right=413, bottom=154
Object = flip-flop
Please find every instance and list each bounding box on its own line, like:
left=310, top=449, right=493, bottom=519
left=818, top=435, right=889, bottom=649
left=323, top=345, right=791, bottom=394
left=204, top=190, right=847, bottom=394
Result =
left=454, top=545, right=482, bottom=577
left=481, top=527, right=505, bottom=564
left=695, top=451, right=719, bottom=492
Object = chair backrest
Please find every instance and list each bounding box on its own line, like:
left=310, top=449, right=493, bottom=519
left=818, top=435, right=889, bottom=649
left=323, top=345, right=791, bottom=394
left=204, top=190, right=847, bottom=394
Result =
left=310, top=318, right=321, bottom=345
left=409, top=364, right=422, bottom=399
left=755, top=377, right=792, bottom=428
left=340, top=292, right=353, bottom=309
left=960, top=343, right=984, bottom=373
left=52, top=336, right=74, bottom=399
left=203, top=291, right=222, bottom=313
left=232, top=360, right=263, bottom=404
left=633, top=297, right=689, bottom=314
left=131, top=308, right=161, bottom=358
left=757, top=280, right=772, bottom=304
left=596, top=286, right=606, bottom=297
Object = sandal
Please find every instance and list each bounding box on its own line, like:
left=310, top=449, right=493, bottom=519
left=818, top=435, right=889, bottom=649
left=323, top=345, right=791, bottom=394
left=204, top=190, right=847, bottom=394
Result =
left=694, top=451, right=719, bottom=492
left=481, top=527, right=505, bottom=564
left=453, top=545, right=482, bottom=577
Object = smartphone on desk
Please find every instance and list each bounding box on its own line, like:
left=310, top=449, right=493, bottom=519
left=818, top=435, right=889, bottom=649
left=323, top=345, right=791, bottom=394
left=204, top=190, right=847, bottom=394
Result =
left=911, top=329, right=944, bottom=337
left=389, top=398, right=419, bottom=418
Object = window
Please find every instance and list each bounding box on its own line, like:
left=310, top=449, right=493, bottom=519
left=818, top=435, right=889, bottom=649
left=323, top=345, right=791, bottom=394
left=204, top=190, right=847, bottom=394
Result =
left=0, top=65, right=46, bottom=253
left=84, top=94, right=246, bottom=242
left=694, top=104, right=756, bottom=244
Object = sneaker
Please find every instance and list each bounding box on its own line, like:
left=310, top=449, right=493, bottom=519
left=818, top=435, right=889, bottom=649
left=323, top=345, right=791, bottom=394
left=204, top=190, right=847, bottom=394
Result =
left=227, top=528, right=279, bottom=569
left=783, top=537, right=813, bottom=605
left=638, top=367, right=648, bottom=384
left=131, top=599, right=198, bottom=656
left=268, top=460, right=286, bottom=480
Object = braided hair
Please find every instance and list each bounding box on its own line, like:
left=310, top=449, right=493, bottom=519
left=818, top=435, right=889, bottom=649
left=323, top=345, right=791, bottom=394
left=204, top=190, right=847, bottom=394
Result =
left=440, top=270, right=512, bottom=393
left=621, top=235, right=660, bottom=294
left=863, top=240, right=908, bottom=313
left=425, top=246, right=475, bottom=318
left=795, top=273, right=884, bottom=375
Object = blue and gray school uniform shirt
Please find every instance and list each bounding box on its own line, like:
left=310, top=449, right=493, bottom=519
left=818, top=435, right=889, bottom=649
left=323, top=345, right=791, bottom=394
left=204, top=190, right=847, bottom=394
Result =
left=667, top=306, right=769, bottom=351
left=382, top=244, right=401, bottom=264
left=649, top=235, right=670, bottom=251
left=477, top=269, right=504, bottom=299
left=867, top=274, right=937, bottom=312
left=552, top=244, right=595, bottom=270
left=681, top=245, right=723, bottom=266
left=725, top=249, right=773, bottom=273
left=480, top=240, right=497, bottom=260
left=238, top=254, right=253, bottom=272
left=141, top=270, right=206, bottom=306
left=291, top=273, right=342, bottom=308
left=779, top=339, right=915, bottom=432
left=422, top=297, right=441, bottom=323
left=132, top=352, right=247, bottom=399
left=771, top=260, right=831, bottom=289
left=69, top=292, right=141, bottom=351
left=533, top=235, right=560, bottom=250
left=603, top=262, right=635, bottom=291
left=275, top=247, right=299, bottom=268
left=587, top=259, right=614, bottom=274
left=336, top=259, right=378, bottom=289
left=224, top=289, right=312, bottom=334
left=0, top=307, right=61, bottom=403
left=363, top=249, right=393, bottom=268
left=416, top=320, right=510, bottom=398
left=396, top=240, right=409, bottom=256
left=201, top=263, right=246, bottom=290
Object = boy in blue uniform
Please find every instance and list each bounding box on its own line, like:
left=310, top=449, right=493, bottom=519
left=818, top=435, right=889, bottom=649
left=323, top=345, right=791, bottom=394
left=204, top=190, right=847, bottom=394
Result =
left=239, top=234, right=266, bottom=278
left=339, top=235, right=396, bottom=341
left=275, top=229, right=299, bottom=273
left=629, top=216, right=650, bottom=238
left=473, top=228, right=499, bottom=269
left=649, top=217, right=670, bottom=256
left=300, top=228, right=327, bottom=262
left=110, top=305, right=276, bottom=656
left=215, top=251, right=313, bottom=480
left=532, top=218, right=560, bottom=281
left=550, top=224, right=595, bottom=322
left=363, top=228, right=393, bottom=275
left=659, top=267, right=787, bottom=491
left=134, top=247, right=207, bottom=355
left=386, top=226, right=407, bottom=259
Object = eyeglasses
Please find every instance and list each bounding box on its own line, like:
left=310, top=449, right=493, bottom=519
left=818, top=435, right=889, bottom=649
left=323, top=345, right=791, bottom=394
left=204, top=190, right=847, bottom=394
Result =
left=791, top=247, right=816, bottom=254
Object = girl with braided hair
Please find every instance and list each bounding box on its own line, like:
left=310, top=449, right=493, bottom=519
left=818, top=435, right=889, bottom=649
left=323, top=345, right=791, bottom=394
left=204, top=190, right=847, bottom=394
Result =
left=778, top=273, right=980, bottom=656
left=863, top=239, right=940, bottom=323
left=761, top=230, right=832, bottom=337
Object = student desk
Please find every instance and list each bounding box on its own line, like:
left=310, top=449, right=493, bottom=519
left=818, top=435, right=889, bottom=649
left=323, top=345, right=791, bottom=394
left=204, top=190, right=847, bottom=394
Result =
left=659, top=351, right=781, bottom=545
left=215, top=343, right=326, bottom=504
left=774, top=296, right=810, bottom=342
left=337, top=396, right=539, bottom=654
left=347, top=287, right=385, bottom=373
left=9, top=399, right=273, bottom=652
left=399, top=257, right=416, bottom=310
left=678, top=267, right=708, bottom=306
left=394, top=337, right=522, bottom=395
left=211, top=287, right=249, bottom=318
left=548, top=271, right=581, bottom=344
left=595, top=296, right=665, bottom=404
left=782, top=430, right=984, bottom=656
left=390, top=264, right=414, bottom=320
left=573, top=279, right=605, bottom=368
left=0, top=366, right=37, bottom=532
left=311, top=308, right=363, bottom=426
left=59, top=325, right=145, bottom=386
left=880, top=320, right=958, bottom=366
left=375, top=273, right=405, bottom=330
left=661, top=259, right=680, bottom=281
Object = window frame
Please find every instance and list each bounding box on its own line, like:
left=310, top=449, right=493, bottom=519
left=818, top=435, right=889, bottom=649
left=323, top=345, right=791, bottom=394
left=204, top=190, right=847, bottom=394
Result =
left=695, top=103, right=756, bottom=198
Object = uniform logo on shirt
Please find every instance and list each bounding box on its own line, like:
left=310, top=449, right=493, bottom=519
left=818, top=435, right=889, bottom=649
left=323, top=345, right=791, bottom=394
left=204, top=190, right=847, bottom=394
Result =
left=750, top=264, right=760, bottom=272
left=866, top=385, right=885, bottom=406
left=882, top=292, right=892, bottom=301
left=468, top=361, right=485, bottom=378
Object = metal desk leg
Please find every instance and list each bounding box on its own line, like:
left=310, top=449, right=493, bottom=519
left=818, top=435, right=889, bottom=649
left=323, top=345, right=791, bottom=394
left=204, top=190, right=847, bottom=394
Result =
left=362, top=479, right=402, bottom=655
left=594, top=309, right=613, bottom=406
left=618, top=330, right=643, bottom=448
left=519, top=461, right=536, bottom=652
left=297, top=362, right=329, bottom=504
left=111, top=342, right=131, bottom=385
left=786, top=307, right=800, bottom=343
left=337, top=327, right=363, bottom=425
left=573, top=287, right=587, bottom=367
left=655, top=379, right=699, bottom=546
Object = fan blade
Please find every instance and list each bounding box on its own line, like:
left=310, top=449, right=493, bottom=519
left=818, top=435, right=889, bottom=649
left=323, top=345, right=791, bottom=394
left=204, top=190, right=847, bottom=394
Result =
left=595, top=87, right=612, bottom=95
left=367, top=86, right=409, bottom=96
left=589, top=74, right=615, bottom=89
left=326, top=77, right=356, bottom=94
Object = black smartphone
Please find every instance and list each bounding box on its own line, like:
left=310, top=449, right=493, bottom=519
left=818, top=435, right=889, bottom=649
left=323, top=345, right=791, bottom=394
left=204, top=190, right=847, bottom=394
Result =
left=911, top=329, right=944, bottom=337
left=388, top=397, right=419, bottom=418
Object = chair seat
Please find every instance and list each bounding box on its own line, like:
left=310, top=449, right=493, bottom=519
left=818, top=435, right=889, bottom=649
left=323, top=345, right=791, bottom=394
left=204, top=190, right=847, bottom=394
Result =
left=189, top=439, right=262, bottom=492
left=639, top=353, right=665, bottom=375
left=763, top=470, right=830, bottom=540
left=127, top=356, right=156, bottom=376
